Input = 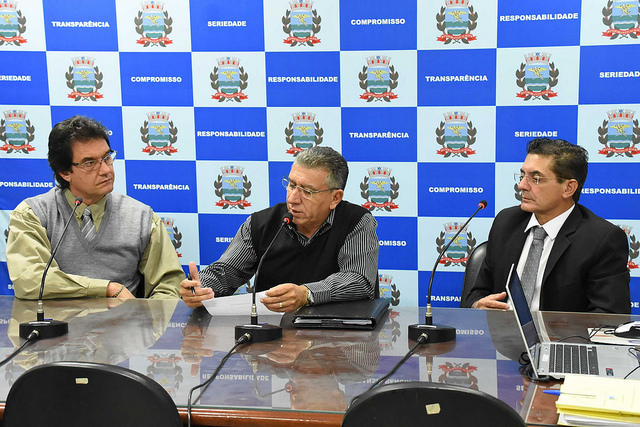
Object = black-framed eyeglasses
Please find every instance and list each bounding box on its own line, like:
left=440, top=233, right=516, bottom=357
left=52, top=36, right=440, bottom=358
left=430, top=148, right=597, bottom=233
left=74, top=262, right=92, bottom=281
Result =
left=72, top=150, right=116, bottom=172
left=514, top=172, right=550, bottom=186
left=282, top=177, right=336, bottom=200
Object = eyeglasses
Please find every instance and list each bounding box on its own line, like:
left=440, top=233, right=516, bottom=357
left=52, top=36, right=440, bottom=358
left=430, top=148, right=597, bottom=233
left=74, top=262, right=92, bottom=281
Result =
left=282, top=177, right=335, bottom=200
left=514, top=172, right=551, bottom=185
left=72, top=150, right=116, bottom=172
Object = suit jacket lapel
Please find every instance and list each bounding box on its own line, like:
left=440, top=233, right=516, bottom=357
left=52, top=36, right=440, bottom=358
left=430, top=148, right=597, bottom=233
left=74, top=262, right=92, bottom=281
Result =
left=502, top=212, right=529, bottom=274
left=542, top=205, right=581, bottom=283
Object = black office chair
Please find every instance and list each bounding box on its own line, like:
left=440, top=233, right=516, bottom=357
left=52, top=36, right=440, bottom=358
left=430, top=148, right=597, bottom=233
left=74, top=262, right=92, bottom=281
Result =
left=460, top=240, right=487, bottom=307
left=342, top=381, right=525, bottom=427
left=4, top=361, right=183, bottom=427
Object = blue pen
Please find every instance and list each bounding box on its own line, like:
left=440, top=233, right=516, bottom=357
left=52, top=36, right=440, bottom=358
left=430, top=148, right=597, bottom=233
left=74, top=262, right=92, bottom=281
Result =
left=543, top=390, right=614, bottom=399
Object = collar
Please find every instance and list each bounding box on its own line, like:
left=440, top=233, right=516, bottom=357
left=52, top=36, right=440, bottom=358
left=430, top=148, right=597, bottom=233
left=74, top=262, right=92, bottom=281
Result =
left=524, top=204, right=575, bottom=240
left=287, top=209, right=336, bottom=242
left=64, top=189, right=108, bottom=222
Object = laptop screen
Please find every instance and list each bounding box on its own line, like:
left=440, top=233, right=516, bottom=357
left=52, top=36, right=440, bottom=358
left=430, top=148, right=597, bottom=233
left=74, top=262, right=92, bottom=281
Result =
left=507, top=265, right=540, bottom=349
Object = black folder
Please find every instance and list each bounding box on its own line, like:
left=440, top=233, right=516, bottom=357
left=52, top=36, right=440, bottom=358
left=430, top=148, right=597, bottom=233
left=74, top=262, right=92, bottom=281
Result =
left=292, top=298, right=390, bottom=330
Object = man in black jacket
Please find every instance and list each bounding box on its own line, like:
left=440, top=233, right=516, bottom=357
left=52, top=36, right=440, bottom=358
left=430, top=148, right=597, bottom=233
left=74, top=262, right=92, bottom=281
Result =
left=461, top=138, right=630, bottom=313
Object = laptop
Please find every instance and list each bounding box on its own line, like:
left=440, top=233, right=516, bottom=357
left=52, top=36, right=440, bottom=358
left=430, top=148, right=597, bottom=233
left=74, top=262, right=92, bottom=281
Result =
left=504, top=264, right=639, bottom=379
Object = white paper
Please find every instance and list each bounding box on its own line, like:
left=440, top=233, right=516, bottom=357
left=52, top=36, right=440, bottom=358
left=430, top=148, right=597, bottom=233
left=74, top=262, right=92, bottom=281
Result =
left=201, top=291, right=283, bottom=317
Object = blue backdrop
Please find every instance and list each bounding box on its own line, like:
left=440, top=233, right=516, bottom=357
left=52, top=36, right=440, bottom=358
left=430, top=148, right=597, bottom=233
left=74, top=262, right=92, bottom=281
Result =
left=1, top=0, right=639, bottom=313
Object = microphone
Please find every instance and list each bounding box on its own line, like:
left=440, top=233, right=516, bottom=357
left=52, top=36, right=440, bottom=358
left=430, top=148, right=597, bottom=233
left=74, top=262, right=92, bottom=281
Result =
left=408, top=200, right=488, bottom=342
left=234, top=212, right=292, bottom=342
left=19, top=197, right=83, bottom=340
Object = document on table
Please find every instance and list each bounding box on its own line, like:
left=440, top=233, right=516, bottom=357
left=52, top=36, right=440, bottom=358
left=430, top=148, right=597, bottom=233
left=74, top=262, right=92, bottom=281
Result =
left=202, top=291, right=283, bottom=316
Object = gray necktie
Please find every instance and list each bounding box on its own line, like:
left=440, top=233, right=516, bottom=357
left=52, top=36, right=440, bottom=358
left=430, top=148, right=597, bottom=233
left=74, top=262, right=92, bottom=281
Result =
left=521, top=226, right=547, bottom=305
left=81, top=207, right=96, bottom=243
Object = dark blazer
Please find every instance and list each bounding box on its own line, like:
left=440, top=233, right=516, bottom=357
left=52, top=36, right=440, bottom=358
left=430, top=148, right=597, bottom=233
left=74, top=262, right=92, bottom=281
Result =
left=461, top=204, right=631, bottom=313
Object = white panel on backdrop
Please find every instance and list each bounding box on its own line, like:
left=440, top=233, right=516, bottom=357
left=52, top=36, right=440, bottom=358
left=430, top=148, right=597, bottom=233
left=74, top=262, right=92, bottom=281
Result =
left=346, top=161, right=418, bottom=217
left=122, top=107, right=196, bottom=161
left=417, top=0, right=499, bottom=50
left=263, top=0, right=340, bottom=52
left=46, top=52, right=123, bottom=106
left=496, top=46, right=580, bottom=107
left=196, top=160, right=270, bottom=214
left=417, top=216, right=492, bottom=272
left=191, top=52, right=267, bottom=107
left=417, top=106, right=496, bottom=162
left=578, top=104, right=640, bottom=163
left=339, top=50, right=418, bottom=108
left=115, top=0, right=193, bottom=52
left=0, top=106, right=51, bottom=160
left=266, top=107, right=342, bottom=161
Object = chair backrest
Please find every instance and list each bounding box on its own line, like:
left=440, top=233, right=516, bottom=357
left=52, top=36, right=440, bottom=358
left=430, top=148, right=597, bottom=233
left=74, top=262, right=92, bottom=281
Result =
left=342, top=381, right=525, bottom=427
left=4, top=361, right=183, bottom=427
left=460, top=241, right=487, bottom=307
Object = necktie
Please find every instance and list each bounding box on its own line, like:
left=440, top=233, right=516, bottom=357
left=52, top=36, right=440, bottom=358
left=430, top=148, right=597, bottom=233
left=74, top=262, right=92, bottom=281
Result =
left=521, top=226, right=547, bottom=305
left=81, top=207, right=96, bottom=243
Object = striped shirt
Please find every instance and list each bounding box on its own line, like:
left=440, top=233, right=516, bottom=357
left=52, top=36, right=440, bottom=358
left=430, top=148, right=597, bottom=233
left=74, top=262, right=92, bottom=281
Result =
left=199, top=208, right=379, bottom=305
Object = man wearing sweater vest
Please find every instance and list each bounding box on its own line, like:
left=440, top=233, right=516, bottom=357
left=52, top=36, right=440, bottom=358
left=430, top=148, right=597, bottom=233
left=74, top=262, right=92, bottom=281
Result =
left=180, top=147, right=379, bottom=312
left=6, top=116, right=184, bottom=299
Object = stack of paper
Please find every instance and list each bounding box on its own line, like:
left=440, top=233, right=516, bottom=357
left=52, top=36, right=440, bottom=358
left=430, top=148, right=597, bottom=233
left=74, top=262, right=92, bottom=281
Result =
left=555, top=375, right=640, bottom=426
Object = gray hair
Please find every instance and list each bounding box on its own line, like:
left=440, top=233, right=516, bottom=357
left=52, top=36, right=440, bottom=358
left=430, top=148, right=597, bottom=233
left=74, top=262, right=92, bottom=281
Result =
left=294, top=147, right=349, bottom=190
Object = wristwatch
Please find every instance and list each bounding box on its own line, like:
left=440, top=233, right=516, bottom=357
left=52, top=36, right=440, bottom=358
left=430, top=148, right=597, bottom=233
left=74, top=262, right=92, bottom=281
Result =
left=306, top=287, right=314, bottom=306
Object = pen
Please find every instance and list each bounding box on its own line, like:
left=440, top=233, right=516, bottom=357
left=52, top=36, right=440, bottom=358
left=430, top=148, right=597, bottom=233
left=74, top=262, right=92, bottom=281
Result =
left=543, top=390, right=615, bottom=399
left=188, top=274, right=195, bottom=295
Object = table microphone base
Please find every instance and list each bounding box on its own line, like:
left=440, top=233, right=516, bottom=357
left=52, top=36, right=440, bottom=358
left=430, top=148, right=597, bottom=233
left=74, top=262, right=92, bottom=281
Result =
left=235, top=324, right=282, bottom=343
left=19, top=320, right=68, bottom=340
left=408, top=323, right=456, bottom=343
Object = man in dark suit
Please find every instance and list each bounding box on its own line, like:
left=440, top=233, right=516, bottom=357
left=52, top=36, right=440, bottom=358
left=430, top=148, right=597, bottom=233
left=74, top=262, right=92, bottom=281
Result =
left=461, top=138, right=630, bottom=313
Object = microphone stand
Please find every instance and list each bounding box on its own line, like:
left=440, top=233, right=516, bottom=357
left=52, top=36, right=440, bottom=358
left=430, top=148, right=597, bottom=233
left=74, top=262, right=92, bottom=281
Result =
left=235, top=214, right=292, bottom=343
left=408, top=200, right=487, bottom=342
left=19, top=197, right=83, bottom=339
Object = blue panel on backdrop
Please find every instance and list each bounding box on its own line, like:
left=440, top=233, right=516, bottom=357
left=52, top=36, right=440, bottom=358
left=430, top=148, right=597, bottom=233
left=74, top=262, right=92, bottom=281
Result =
left=580, top=163, right=640, bottom=220
left=497, top=360, right=526, bottom=405
left=198, top=356, right=266, bottom=406
left=0, top=159, right=54, bottom=210
left=496, top=105, right=578, bottom=162
left=0, top=52, right=49, bottom=105
left=497, top=0, right=581, bottom=48
left=268, top=161, right=293, bottom=206
left=341, top=107, right=417, bottom=162
left=43, top=0, right=118, bottom=51
left=376, top=216, right=417, bottom=270
left=0, top=262, right=11, bottom=296
left=580, top=46, right=640, bottom=105
left=418, top=162, right=495, bottom=217
left=190, top=0, right=264, bottom=51
left=418, top=270, right=464, bottom=308
left=50, top=106, right=124, bottom=156
left=631, top=277, right=640, bottom=315
left=198, top=213, right=250, bottom=265
left=194, top=108, right=267, bottom=161
left=125, top=160, right=197, bottom=213
left=418, top=50, right=496, bottom=107
left=339, top=0, right=416, bottom=51
left=120, top=53, right=193, bottom=106
left=265, top=52, right=340, bottom=107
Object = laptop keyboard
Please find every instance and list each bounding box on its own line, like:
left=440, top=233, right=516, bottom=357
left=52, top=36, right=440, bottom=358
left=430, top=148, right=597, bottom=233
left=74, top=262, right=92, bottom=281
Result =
left=549, top=344, right=599, bottom=375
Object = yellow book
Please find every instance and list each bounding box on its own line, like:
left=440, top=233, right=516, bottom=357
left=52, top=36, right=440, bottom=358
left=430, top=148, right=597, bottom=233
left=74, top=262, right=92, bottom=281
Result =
left=555, top=374, right=640, bottom=422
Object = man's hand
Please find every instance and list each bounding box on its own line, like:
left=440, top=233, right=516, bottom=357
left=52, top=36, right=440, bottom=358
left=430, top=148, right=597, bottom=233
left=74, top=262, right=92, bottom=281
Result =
left=471, top=292, right=510, bottom=310
left=106, top=282, right=135, bottom=299
left=180, top=262, right=214, bottom=308
left=261, top=283, right=307, bottom=313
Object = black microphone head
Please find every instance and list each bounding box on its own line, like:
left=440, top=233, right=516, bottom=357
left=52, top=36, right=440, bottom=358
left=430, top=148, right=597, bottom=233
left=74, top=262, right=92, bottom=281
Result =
left=478, top=200, right=488, bottom=209
left=74, top=197, right=83, bottom=205
left=282, top=212, right=293, bottom=224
